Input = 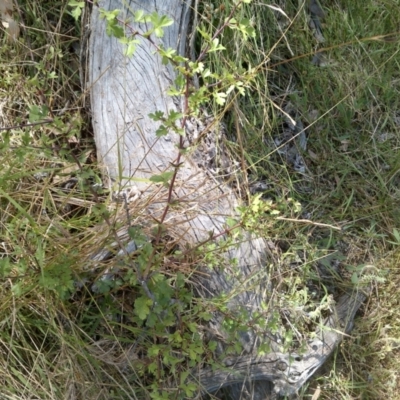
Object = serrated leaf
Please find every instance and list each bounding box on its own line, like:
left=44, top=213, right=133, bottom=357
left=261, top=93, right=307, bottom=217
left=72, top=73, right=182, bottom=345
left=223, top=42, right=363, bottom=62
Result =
left=155, top=125, right=169, bottom=137
left=213, top=91, right=227, bottom=105
left=167, top=110, right=183, bottom=121
left=134, top=10, right=145, bottom=22
left=123, top=39, right=140, bottom=57
left=70, top=6, right=83, bottom=20
left=134, top=296, right=152, bottom=320
left=106, top=22, right=124, bottom=38
left=149, top=110, right=164, bottom=121
left=29, top=105, right=49, bottom=122
left=99, top=8, right=120, bottom=21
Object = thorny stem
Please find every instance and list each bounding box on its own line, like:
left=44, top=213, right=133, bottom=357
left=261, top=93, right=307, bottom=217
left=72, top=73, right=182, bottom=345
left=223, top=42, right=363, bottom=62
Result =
left=142, top=65, right=191, bottom=280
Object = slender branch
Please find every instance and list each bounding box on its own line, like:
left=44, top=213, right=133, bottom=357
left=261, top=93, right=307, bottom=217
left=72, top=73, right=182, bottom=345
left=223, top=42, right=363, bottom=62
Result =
left=275, top=217, right=343, bottom=231
left=0, top=119, right=53, bottom=132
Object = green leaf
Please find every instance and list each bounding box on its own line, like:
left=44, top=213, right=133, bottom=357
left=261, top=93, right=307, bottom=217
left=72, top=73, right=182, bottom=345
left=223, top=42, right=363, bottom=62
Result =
left=167, top=86, right=184, bottom=96
left=149, top=110, right=165, bottom=121
left=197, top=27, right=211, bottom=41
left=122, top=38, right=140, bottom=57
left=159, top=46, right=177, bottom=64
left=202, top=68, right=211, bottom=78
left=182, top=382, right=197, bottom=397
left=154, top=27, right=164, bottom=38
left=209, top=38, right=226, bottom=52
left=128, top=226, right=147, bottom=245
left=150, top=13, right=174, bottom=38
left=69, top=0, right=84, bottom=20
left=167, top=110, right=183, bottom=122
left=148, top=344, right=160, bottom=357
left=155, top=124, right=169, bottom=137
left=213, top=91, right=227, bottom=105
left=150, top=171, right=174, bottom=186
left=158, top=14, right=174, bottom=28
left=99, top=8, right=120, bottom=22
left=98, top=8, right=125, bottom=38
left=106, top=20, right=124, bottom=38
left=199, top=311, right=212, bottom=321
left=208, top=341, right=217, bottom=352
left=134, top=10, right=146, bottom=22
left=189, top=61, right=204, bottom=74
left=134, top=296, right=153, bottom=320
left=238, top=18, right=256, bottom=39
left=29, top=105, right=49, bottom=122
left=228, top=17, right=256, bottom=40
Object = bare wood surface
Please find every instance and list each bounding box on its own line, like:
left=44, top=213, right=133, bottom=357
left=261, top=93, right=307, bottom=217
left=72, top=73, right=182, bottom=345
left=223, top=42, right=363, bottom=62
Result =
left=89, top=0, right=192, bottom=187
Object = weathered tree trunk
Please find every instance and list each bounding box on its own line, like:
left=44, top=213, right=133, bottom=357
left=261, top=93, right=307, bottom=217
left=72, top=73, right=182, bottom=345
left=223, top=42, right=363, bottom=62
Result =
left=87, top=1, right=368, bottom=398
left=89, top=0, right=191, bottom=186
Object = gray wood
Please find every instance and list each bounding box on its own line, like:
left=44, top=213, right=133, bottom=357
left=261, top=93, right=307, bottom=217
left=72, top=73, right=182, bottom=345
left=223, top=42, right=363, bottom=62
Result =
left=89, top=0, right=191, bottom=188
left=87, top=1, right=367, bottom=398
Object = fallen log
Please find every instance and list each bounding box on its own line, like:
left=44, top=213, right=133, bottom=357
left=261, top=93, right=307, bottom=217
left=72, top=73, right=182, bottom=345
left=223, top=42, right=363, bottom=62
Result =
left=197, top=289, right=369, bottom=397
left=85, top=0, right=368, bottom=397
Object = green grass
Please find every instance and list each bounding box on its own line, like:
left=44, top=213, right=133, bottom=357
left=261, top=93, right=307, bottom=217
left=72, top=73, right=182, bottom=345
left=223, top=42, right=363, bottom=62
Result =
left=1, top=0, right=400, bottom=399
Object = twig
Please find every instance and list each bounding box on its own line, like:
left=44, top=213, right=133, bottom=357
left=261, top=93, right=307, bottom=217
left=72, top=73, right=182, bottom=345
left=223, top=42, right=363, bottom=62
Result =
left=276, top=217, right=342, bottom=231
